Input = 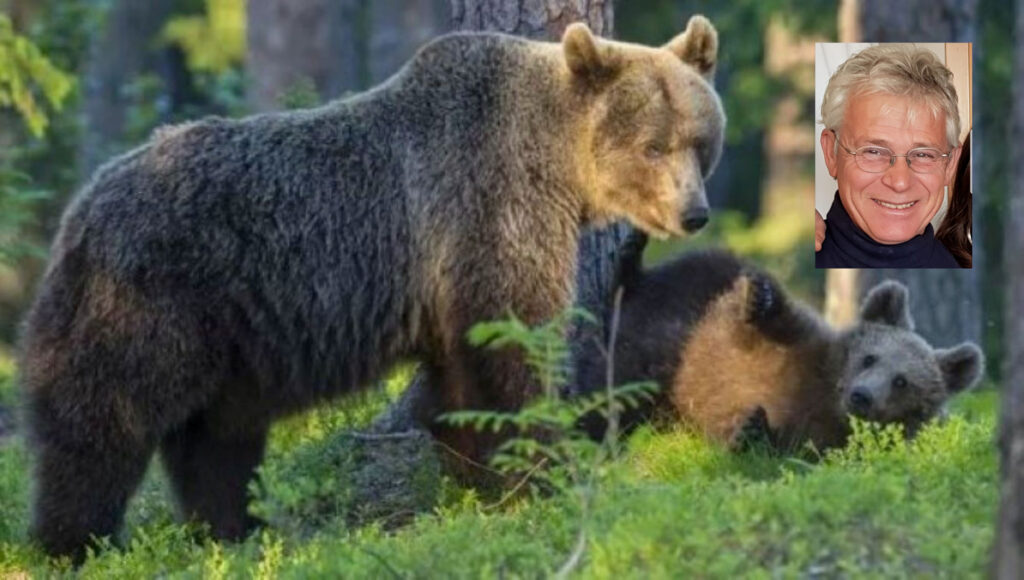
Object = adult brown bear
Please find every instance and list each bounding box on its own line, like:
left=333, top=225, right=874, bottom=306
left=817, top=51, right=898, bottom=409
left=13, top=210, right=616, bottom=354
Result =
left=19, top=17, right=726, bottom=561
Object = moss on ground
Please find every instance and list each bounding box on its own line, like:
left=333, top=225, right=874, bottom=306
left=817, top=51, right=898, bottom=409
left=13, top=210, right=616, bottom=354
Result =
left=0, top=357, right=999, bottom=578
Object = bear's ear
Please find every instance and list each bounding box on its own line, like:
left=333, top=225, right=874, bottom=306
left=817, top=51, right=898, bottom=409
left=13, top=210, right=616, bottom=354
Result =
left=664, top=15, right=718, bottom=80
left=562, top=22, right=619, bottom=81
left=935, top=342, right=984, bottom=394
left=860, top=281, right=913, bottom=330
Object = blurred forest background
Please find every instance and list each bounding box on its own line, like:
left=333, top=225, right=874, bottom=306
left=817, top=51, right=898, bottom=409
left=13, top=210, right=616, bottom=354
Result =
left=0, top=0, right=1013, bottom=378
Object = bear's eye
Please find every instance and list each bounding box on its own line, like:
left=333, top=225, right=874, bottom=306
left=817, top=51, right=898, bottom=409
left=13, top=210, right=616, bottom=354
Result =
left=862, top=354, right=877, bottom=368
left=892, top=375, right=907, bottom=389
left=644, top=144, right=666, bottom=160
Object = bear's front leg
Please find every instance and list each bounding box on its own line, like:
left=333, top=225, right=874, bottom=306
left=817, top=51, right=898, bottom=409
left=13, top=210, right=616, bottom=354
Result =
left=741, top=271, right=822, bottom=345
left=160, top=407, right=269, bottom=540
left=431, top=340, right=544, bottom=484
left=425, top=224, right=578, bottom=482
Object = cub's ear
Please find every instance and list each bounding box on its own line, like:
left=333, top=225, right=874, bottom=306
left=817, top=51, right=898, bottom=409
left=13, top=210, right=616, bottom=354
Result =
left=562, top=22, right=619, bottom=81
left=935, top=342, right=984, bottom=394
left=860, top=280, right=913, bottom=330
left=664, top=15, right=718, bottom=80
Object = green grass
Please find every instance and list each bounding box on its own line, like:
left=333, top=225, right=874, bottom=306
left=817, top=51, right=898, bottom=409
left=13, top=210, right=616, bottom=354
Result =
left=0, top=357, right=999, bottom=578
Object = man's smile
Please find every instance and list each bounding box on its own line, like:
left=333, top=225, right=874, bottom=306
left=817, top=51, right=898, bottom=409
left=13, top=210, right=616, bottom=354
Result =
left=871, top=198, right=918, bottom=211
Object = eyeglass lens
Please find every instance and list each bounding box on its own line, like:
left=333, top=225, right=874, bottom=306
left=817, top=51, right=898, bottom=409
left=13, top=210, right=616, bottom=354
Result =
left=853, top=147, right=944, bottom=174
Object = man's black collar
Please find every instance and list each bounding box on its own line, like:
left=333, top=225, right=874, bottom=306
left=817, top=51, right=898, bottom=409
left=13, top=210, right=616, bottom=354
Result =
left=815, top=192, right=959, bottom=268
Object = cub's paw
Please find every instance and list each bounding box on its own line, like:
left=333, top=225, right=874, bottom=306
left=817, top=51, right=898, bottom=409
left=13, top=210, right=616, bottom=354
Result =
left=742, top=271, right=784, bottom=325
left=729, top=406, right=775, bottom=452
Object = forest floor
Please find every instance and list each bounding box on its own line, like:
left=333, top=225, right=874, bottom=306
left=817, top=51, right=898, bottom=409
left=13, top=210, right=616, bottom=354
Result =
left=0, top=355, right=998, bottom=578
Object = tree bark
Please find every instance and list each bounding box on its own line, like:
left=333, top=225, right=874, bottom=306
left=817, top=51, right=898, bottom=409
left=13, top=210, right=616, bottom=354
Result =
left=247, top=0, right=367, bottom=112
left=451, top=0, right=613, bottom=38
left=368, top=0, right=450, bottom=85
left=248, top=0, right=453, bottom=111
left=2, top=0, right=36, bottom=31
left=80, top=0, right=176, bottom=176
left=993, top=0, right=1024, bottom=574
left=373, top=0, right=627, bottom=433
left=859, top=0, right=977, bottom=41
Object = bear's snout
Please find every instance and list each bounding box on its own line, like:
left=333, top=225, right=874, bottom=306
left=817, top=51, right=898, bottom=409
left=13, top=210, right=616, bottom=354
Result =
left=681, top=206, right=709, bottom=232
left=847, top=386, right=875, bottom=415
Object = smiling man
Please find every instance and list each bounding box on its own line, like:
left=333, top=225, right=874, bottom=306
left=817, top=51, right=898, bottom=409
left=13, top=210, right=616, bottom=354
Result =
left=816, top=45, right=963, bottom=268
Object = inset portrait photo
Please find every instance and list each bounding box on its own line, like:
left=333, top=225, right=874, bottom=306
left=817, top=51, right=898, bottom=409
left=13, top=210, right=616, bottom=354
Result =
left=814, top=43, right=972, bottom=269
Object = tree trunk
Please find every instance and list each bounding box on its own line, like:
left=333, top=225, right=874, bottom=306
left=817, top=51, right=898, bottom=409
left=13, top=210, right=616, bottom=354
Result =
left=859, top=0, right=976, bottom=41
left=993, top=0, right=1024, bottom=574
left=247, top=0, right=367, bottom=112
left=80, top=0, right=176, bottom=176
left=248, top=0, right=452, bottom=111
left=373, top=0, right=627, bottom=433
left=823, top=0, right=981, bottom=349
left=450, top=0, right=613, bottom=38
left=368, top=0, right=450, bottom=85
left=1, top=0, right=36, bottom=31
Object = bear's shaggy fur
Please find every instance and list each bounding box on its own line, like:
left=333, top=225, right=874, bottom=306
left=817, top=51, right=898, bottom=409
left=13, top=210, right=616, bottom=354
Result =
left=19, top=18, right=726, bottom=561
left=577, top=233, right=984, bottom=451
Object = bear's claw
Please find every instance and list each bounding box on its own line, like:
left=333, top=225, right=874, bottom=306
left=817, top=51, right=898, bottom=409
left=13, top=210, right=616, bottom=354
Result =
left=744, top=272, right=782, bottom=324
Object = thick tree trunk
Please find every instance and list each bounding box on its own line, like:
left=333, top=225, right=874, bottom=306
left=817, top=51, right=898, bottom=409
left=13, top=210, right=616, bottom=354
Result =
left=993, top=0, right=1024, bottom=574
left=368, top=0, right=450, bottom=85
left=450, top=0, right=613, bottom=38
left=80, top=0, right=176, bottom=176
left=248, top=0, right=452, bottom=111
left=247, top=0, right=366, bottom=112
left=373, top=0, right=628, bottom=433
left=859, top=0, right=977, bottom=41
left=1, top=0, right=36, bottom=30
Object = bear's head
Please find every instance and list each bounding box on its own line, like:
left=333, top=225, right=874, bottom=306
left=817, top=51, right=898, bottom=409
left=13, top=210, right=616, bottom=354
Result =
left=562, top=16, right=725, bottom=239
left=836, top=281, right=984, bottom=433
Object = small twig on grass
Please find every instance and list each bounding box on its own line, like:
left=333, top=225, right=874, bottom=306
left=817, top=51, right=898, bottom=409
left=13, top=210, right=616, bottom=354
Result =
left=431, top=439, right=507, bottom=477
left=484, top=457, right=550, bottom=511
left=349, top=430, right=426, bottom=441
left=360, top=547, right=405, bottom=579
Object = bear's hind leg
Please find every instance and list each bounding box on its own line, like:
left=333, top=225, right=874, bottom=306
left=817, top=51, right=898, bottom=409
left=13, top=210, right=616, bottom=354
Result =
left=160, top=410, right=268, bottom=540
left=727, top=406, right=778, bottom=452
left=27, top=396, right=155, bottom=564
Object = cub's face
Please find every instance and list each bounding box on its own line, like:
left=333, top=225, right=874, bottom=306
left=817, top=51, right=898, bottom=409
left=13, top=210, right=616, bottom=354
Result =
left=836, top=282, right=983, bottom=433
left=562, top=17, right=725, bottom=239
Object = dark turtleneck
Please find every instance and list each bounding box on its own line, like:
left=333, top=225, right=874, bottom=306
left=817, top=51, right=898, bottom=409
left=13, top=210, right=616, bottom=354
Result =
left=816, top=192, right=960, bottom=268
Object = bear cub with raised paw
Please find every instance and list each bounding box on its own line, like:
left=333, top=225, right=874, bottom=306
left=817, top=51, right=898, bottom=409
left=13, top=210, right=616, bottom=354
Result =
left=576, top=232, right=984, bottom=452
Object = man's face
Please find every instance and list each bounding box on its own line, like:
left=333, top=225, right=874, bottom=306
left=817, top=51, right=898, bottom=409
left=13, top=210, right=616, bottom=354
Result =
left=821, top=93, right=961, bottom=245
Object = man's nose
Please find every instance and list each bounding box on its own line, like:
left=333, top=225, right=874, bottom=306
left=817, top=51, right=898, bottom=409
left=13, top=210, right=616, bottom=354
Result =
left=880, top=158, right=913, bottom=192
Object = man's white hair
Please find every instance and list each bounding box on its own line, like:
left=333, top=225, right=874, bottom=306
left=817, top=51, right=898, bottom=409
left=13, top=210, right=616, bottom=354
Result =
left=821, top=44, right=960, bottom=150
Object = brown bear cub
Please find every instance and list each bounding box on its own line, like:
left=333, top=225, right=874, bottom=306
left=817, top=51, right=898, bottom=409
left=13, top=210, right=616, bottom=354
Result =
left=19, top=18, right=726, bottom=562
left=576, top=232, right=984, bottom=452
